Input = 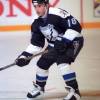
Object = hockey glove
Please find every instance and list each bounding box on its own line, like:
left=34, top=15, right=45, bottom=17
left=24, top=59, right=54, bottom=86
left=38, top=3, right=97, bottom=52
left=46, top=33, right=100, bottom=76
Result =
left=15, top=51, right=33, bottom=67
left=54, top=37, right=71, bottom=54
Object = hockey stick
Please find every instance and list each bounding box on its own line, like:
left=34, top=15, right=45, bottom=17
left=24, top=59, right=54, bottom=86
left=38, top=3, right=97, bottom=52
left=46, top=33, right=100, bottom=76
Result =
left=0, top=50, right=48, bottom=71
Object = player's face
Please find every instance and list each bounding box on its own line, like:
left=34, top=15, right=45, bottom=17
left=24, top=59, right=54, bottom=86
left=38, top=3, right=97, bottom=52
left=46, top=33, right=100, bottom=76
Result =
left=33, top=3, right=48, bottom=17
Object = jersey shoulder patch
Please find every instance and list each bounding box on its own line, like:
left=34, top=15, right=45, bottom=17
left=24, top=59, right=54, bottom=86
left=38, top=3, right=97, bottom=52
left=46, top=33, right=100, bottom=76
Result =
left=49, top=7, right=70, bottom=18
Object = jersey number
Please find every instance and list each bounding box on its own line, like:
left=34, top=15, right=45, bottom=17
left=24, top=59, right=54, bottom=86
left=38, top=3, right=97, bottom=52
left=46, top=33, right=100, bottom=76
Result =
left=67, top=18, right=77, bottom=27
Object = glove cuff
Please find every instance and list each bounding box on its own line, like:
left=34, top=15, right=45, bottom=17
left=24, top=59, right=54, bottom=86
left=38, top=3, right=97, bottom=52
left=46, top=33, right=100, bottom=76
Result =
left=21, top=51, right=33, bottom=57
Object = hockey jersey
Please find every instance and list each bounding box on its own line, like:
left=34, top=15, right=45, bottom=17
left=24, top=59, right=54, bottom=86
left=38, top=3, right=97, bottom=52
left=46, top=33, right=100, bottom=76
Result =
left=31, top=7, right=82, bottom=48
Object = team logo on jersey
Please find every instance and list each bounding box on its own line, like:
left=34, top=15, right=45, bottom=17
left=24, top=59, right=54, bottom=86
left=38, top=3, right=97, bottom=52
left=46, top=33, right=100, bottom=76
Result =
left=40, top=24, right=58, bottom=41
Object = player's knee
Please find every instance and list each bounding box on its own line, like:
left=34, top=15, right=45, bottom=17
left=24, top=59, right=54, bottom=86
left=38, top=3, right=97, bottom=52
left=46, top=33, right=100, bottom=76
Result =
left=58, top=63, right=75, bottom=76
left=37, top=55, right=54, bottom=70
left=36, top=67, right=49, bottom=76
left=37, top=59, right=50, bottom=70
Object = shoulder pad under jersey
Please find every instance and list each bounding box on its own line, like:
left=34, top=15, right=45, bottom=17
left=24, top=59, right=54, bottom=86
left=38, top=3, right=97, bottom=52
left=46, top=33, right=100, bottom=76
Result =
left=49, top=7, right=71, bottom=18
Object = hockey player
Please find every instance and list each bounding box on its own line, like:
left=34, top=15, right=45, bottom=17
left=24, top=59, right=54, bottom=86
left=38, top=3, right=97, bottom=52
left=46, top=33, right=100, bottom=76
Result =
left=15, top=0, right=84, bottom=100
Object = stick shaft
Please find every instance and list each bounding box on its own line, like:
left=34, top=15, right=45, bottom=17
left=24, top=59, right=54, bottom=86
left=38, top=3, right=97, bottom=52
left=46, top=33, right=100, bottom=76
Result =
left=0, top=62, right=16, bottom=71
left=0, top=50, right=48, bottom=71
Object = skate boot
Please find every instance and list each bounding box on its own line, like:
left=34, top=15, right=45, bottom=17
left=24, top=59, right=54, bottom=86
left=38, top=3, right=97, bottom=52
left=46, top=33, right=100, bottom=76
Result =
left=27, top=82, right=44, bottom=100
left=63, top=86, right=81, bottom=100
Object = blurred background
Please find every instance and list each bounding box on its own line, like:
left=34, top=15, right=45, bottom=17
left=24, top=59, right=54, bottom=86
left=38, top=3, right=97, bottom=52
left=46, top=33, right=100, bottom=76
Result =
left=0, top=0, right=100, bottom=99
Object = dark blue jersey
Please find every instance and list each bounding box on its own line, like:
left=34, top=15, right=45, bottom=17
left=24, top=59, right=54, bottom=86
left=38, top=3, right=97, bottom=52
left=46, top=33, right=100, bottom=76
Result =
left=31, top=7, right=82, bottom=47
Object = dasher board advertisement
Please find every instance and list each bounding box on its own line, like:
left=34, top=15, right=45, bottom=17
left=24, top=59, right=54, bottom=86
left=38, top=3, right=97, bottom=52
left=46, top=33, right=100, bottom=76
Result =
left=94, top=0, right=100, bottom=17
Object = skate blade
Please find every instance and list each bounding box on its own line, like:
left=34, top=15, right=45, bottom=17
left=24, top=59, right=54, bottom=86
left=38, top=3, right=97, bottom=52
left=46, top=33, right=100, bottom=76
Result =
left=26, top=94, right=44, bottom=100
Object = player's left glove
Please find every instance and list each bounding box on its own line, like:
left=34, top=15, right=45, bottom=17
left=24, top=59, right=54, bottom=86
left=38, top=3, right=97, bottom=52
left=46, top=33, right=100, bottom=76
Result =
left=15, top=51, right=33, bottom=67
left=54, top=37, right=71, bottom=54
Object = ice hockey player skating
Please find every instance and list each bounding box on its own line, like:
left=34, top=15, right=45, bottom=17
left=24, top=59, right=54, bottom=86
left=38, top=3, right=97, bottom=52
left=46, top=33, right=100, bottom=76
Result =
left=15, top=0, right=84, bottom=100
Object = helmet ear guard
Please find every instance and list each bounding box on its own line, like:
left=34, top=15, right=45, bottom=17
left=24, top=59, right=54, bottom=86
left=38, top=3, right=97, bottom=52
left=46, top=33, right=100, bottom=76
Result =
left=32, top=0, right=49, bottom=4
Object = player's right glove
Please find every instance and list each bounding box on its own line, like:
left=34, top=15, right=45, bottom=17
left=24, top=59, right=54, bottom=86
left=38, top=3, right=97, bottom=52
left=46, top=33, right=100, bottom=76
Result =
left=15, top=51, right=33, bottom=67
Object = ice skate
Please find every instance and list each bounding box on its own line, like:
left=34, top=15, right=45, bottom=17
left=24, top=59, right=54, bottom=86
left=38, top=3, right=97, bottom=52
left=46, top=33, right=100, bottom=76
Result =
left=63, top=86, right=81, bottom=100
left=26, top=82, right=44, bottom=100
